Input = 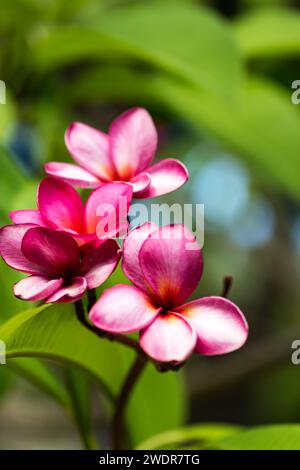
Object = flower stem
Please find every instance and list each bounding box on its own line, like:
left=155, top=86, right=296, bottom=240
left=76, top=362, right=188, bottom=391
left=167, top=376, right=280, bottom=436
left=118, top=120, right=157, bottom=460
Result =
left=87, top=288, right=97, bottom=311
left=112, top=354, right=147, bottom=450
left=221, top=275, right=233, bottom=298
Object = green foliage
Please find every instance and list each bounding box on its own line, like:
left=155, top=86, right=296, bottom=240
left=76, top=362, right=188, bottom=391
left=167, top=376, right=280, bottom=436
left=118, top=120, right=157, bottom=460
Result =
left=33, top=2, right=241, bottom=101
left=0, top=303, right=186, bottom=445
left=212, top=424, right=300, bottom=450
left=136, top=423, right=242, bottom=450
left=234, top=7, right=300, bottom=59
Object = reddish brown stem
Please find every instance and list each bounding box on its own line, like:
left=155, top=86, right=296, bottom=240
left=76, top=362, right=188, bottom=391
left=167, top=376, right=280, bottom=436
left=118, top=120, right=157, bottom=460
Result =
left=112, top=354, right=147, bottom=450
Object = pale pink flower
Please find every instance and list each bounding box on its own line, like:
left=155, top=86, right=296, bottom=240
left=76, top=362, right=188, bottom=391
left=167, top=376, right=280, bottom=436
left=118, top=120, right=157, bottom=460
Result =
left=89, top=224, right=248, bottom=364
left=44, top=108, right=189, bottom=198
left=10, top=177, right=132, bottom=245
left=0, top=225, right=120, bottom=303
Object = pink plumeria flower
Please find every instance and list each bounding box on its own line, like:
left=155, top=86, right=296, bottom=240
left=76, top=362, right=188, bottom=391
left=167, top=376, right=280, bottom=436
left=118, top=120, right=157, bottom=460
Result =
left=89, top=224, right=248, bottom=364
left=10, top=177, right=132, bottom=245
left=0, top=225, right=120, bottom=303
left=44, top=107, right=189, bottom=198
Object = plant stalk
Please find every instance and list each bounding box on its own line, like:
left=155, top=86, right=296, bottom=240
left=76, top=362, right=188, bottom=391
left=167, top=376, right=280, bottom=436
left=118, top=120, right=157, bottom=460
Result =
left=112, top=354, right=147, bottom=450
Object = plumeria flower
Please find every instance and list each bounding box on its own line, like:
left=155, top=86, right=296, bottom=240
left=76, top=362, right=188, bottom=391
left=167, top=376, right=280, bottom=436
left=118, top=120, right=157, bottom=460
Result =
left=45, top=107, right=189, bottom=198
left=0, top=225, right=120, bottom=303
left=10, top=177, right=132, bottom=245
left=90, top=224, right=248, bottom=364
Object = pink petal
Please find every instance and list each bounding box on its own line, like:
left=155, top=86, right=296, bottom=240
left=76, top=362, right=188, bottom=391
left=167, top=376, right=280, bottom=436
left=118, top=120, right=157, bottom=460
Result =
left=130, top=172, right=151, bottom=195
left=14, top=276, right=63, bottom=301
left=140, top=312, right=196, bottom=363
left=80, top=239, right=120, bottom=289
left=21, top=227, right=80, bottom=277
left=46, top=277, right=87, bottom=303
left=0, top=224, right=49, bottom=275
left=122, top=222, right=158, bottom=292
left=10, top=210, right=50, bottom=227
left=65, top=122, right=114, bottom=181
left=139, top=225, right=203, bottom=308
left=89, top=284, right=160, bottom=334
left=45, top=162, right=101, bottom=188
left=109, top=107, right=157, bottom=179
left=38, top=177, right=85, bottom=233
left=177, top=296, right=248, bottom=355
left=85, top=182, right=132, bottom=238
left=136, top=159, right=189, bottom=199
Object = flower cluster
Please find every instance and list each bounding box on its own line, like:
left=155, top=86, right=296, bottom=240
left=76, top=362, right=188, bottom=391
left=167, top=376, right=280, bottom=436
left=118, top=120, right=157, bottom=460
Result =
left=0, top=107, right=248, bottom=363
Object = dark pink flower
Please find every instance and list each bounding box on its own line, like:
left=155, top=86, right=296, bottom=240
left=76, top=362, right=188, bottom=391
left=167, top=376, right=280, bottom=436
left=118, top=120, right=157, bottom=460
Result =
left=44, top=108, right=189, bottom=198
left=89, top=224, right=248, bottom=364
left=10, top=177, right=132, bottom=245
left=0, top=225, right=120, bottom=303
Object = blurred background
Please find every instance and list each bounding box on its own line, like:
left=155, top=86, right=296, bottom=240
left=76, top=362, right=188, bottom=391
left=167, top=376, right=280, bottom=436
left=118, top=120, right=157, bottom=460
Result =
left=1, top=0, right=300, bottom=449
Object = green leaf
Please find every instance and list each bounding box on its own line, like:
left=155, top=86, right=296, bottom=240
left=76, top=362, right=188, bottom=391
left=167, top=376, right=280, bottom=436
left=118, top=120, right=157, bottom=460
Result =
left=68, top=65, right=300, bottom=202
left=152, top=75, right=300, bottom=201
left=33, top=2, right=242, bottom=100
left=64, top=367, right=98, bottom=449
left=213, top=424, right=300, bottom=450
left=136, top=423, right=242, bottom=450
left=0, top=93, right=16, bottom=141
left=234, top=7, right=300, bottom=59
left=0, top=148, right=27, bottom=218
left=0, top=303, right=186, bottom=443
left=127, top=364, right=186, bottom=446
left=9, top=357, right=70, bottom=408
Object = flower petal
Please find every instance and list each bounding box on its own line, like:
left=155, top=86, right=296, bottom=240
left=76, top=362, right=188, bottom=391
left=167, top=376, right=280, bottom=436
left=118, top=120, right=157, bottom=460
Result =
left=21, top=227, right=80, bottom=277
left=177, top=296, right=248, bottom=355
left=89, top=284, right=159, bottom=333
left=80, top=239, right=120, bottom=289
left=136, top=159, right=189, bottom=199
left=139, top=225, right=203, bottom=308
left=46, top=277, right=87, bottom=303
left=10, top=210, right=50, bottom=227
left=14, top=276, right=63, bottom=301
left=109, top=107, right=157, bottom=179
left=140, top=312, right=196, bottom=363
left=38, top=177, right=85, bottom=233
left=65, top=122, right=114, bottom=181
left=85, top=182, right=132, bottom=237
left=0, top=224, right=49, bottom=275
left=130, top=172, right=151, bottom=195
left=45, top=162, right=101, bottom=188
left=122, top=222, right=158, bottom=292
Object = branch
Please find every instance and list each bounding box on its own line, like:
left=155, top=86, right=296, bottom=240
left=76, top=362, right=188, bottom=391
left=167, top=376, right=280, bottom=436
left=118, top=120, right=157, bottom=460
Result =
left=112, top=354, right=147, bottom=450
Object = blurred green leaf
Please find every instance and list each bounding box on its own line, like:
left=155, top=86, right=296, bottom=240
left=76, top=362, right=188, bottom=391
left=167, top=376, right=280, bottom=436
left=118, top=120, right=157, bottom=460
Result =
left=64, top=367, right=98, bottom=449
left=153, top=76, right=300, bottom=201
left=0, top=147, right=27, bottom=218
left=0, top=302, right=186, bottom=443
left=213, top=424, right=300, bottom=450
left=68, top=65, right=300, bottom=201
left=136, top=423, right=241, bottom=450
left=234, top=7, right=300, bottom=59
left=127, top=363, right=186, bottom=446
left=33, top=2, right=242, bottom=101
left=0, top=94, right=16, bottom=141
left=9, top=357, right=70, bottom=408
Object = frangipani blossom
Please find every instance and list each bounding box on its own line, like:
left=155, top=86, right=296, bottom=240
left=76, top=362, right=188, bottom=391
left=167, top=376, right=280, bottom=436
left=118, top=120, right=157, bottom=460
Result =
left=10, top=177, right=132, bottom=245
left=90, top=224, right=248, bottom=364
left=0, top=225, right=120, bottom=303
left=45, top=107, right=189, bottom=198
